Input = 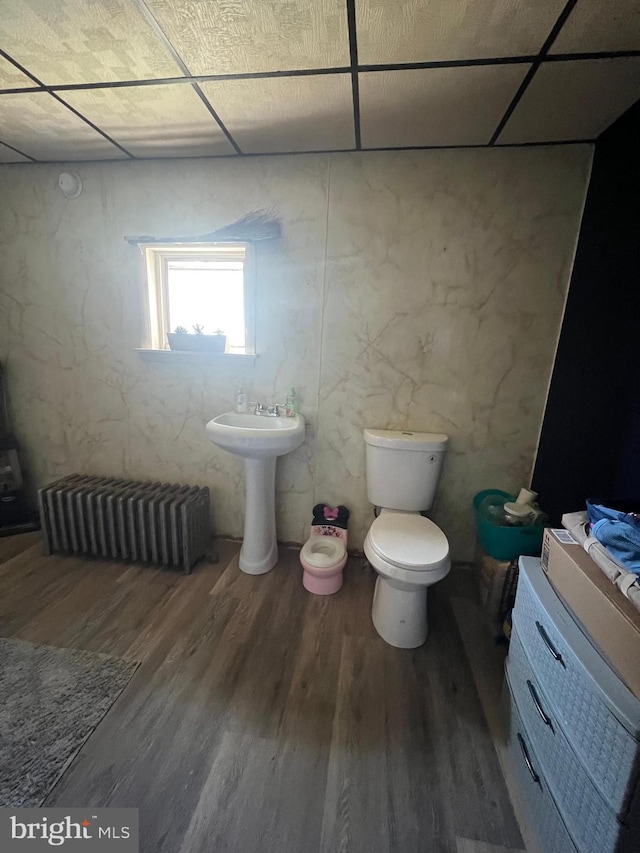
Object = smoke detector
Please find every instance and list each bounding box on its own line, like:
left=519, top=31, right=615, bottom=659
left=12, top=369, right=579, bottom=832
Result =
left=58, top=171, right=83, bottom=199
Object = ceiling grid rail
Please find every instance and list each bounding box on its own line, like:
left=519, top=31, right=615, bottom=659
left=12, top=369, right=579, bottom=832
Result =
left=0, top=46, right=134, bottom=159
left=489, top=0, right=582, bottom=145
left=131, top=0, right=243, bottom=155
left=2, top=50, right=640, bottom=99
left=0, top=139, right=36, bottom=161
left=346, top=0, right=361, bottom=149
left=0, top=0, right=639, bottom=159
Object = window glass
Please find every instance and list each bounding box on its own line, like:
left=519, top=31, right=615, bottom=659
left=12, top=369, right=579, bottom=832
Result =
left=141, top=242, right=254, bottom=354
left=166, top=259, right=245, bottom=349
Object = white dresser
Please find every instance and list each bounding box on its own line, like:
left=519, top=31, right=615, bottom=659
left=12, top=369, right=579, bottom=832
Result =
left=505, top=556, right=640, bottom=853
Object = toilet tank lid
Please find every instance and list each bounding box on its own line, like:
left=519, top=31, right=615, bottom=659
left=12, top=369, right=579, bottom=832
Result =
left=364, top=429, right=448, bottom=451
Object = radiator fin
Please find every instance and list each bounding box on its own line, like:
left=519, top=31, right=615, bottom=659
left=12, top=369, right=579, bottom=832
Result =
left=37, top=474, right=210, bottom=574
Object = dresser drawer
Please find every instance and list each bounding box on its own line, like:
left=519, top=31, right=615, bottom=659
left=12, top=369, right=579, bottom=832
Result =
left=507, top=637, right=635, bottom=853
left=507, top=628, right=633, bottom=817
left=505, top=688, right=578, bottom=853
left=513, top=557, right=640, bottom=814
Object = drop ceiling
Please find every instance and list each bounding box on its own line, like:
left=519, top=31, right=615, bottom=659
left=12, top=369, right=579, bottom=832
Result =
left=0, top=0, right=639, bottom=163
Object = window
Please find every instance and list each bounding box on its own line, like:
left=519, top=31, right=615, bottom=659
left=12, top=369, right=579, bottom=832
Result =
left=141, top=243, right=255, bottom=354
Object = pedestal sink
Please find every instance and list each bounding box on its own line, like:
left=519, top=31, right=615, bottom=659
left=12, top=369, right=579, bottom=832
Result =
left=205, top=412, right=305, bottom=575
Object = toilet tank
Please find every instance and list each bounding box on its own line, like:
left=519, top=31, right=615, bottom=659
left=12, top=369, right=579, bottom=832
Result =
left=364, top=429, right=448, bottom=511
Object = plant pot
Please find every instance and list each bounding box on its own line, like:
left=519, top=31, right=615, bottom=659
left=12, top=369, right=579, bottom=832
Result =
left=167, top=334, right=227, bottom=353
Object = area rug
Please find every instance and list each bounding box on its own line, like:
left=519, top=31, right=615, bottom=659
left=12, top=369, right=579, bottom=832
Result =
left=0, top=637, right=139, bottom=807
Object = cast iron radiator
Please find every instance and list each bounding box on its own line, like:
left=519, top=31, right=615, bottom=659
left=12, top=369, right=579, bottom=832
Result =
left=37, top=474, right=210, bottom=574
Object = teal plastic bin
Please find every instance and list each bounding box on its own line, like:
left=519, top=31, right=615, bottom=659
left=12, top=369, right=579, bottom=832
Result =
left=473, top=489, right=545, bottom=561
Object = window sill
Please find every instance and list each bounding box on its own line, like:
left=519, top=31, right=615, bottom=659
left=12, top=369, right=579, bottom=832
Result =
left=135, top=348, right=257, bottom=365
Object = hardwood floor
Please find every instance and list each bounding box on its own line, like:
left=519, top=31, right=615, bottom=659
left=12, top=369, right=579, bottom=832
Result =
left=0, top=534, right=525, bottom=853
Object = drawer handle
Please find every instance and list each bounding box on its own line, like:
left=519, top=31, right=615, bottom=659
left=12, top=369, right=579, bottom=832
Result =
left=517, top=732, right=540, bottom=786
left=535, top=620, right=565, bottom=666
left=527, top=679, right=553, bottom=730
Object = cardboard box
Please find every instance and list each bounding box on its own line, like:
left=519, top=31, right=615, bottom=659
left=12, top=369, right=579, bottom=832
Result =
left=541, top=528, right=640, bottom=698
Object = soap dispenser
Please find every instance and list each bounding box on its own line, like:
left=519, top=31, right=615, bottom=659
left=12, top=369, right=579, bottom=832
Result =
left=285, top=386, right=297, bottom=418
left=236, top=383, right=248, bottom=413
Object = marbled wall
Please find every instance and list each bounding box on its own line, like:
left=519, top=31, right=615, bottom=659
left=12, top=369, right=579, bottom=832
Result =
left=0, top=147, right=591, bottom=559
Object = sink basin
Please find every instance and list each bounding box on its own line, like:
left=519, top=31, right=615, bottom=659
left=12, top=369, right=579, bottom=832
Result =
left=206, top=412, right=305, bottom=459
left=205, top=411, right=306, bottom=575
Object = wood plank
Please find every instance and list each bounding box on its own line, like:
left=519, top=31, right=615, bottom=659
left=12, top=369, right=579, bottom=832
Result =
left=45, top=554, right=243, bottom=851
left=321, top=634, right=392, bottom=853
left=223, top=548, right=309, bottom=737
left=0, top=531, right=41, bottom=564
left=0, top=541, right=526, bottom=852
left=418, top=584, right=524, bottom=850
left=178, top=730, right=288, bottom=853
left=456, top=838, right=526, bottom=853
left=280, top=585, right=344, bottom=743
left=451, top=595, right=540, bottom=853
left=179, top=725, right=333, bottom=853
left=335, top=557, right=379, bottom=638
left=381, top=642, right=457, bottom=853
left=0, top=548, right=101, bottom=636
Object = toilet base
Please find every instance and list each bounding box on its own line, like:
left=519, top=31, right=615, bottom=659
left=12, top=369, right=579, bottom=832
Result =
left=302, top=566, right=344, bottom=595
left=371, top=575, right=428, bottom=648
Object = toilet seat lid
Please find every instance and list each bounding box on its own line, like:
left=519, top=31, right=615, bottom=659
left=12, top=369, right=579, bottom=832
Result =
left=368, top=513, right=448, bottom=570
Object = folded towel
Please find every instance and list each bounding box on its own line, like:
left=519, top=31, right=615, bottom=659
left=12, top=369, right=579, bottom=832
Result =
left=587, top=500, right=640, bottom=574
left=562, top=510, right=640, bottom=614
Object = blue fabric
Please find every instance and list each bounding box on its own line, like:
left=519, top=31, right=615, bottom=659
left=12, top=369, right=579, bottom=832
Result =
left=586, top=500, right=640, bottom=574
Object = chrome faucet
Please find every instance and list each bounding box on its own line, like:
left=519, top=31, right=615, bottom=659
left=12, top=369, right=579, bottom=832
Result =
left=249, top=402, right=286, bottom=417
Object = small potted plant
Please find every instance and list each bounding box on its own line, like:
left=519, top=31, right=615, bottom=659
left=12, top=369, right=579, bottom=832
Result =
left=167, top=325, right=227, bottom=353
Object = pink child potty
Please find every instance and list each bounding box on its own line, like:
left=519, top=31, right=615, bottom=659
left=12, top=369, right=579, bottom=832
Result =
left=300, top=504, right=350, bottom=595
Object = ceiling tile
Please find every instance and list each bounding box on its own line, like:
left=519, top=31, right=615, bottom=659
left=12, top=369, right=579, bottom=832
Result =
left=360, top=65, right=529, bottom=148
left=0, top=93, right=127, bottom=160
left=62, top=84, right=236, bottom=158
left=499, top=58, right=640, bottom=143
left=0, top=0, right=184, bottom=85
left=145, top=0, right=350, bottom=74
left=200, top=75, right=354, bottom=153
left=356, top=0, right=566, bottom=64
left=0, top=55, right=35, bottom=90
left=0, top=142, right=31, bottom=163
left=551, top=0, right=640, bottom=54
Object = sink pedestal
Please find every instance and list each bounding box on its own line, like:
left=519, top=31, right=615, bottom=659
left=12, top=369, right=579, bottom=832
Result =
left=205, top=411, right=305, bottom=576
left=239, top=457, right=278, bottom=575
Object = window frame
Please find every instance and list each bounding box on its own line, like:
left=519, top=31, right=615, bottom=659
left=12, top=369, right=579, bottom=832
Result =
left=139, top=242, right=256, bottom=354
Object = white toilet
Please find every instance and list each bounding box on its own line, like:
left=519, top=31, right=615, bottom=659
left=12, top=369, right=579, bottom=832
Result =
left=363, top=428, right=451, bottom=648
